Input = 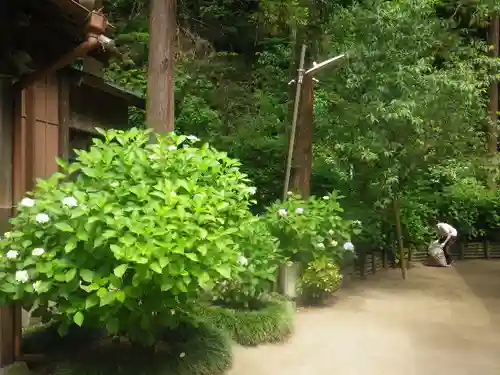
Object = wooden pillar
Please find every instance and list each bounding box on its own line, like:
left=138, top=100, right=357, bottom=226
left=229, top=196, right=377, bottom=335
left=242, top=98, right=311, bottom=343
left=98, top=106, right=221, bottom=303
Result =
left=0, top=80, right=15, bottom=368
left=58, top=74, right=70, bottom=164
left=372, top=251, right=377, bottom=275
left=146, top=0, right=176, bottom=132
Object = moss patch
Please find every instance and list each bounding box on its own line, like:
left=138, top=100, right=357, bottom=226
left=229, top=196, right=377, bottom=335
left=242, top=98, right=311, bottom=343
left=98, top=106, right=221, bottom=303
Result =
left=23, top=321, right=232, bottom=375
left=196, top=296, right=294, bottom=346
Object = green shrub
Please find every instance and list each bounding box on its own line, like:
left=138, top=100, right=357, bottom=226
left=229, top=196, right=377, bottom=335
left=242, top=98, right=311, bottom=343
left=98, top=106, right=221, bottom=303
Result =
left=0, top=128, right=256, bottom=345
left=27, top=320, right=232, bottom=375
left=297, top=256, right=343, bottom=304
left=264, top=192, right=358, bottom=264
left=196, top=296, right=294, bottom=346
left=213, top=216, right=281, bottom=309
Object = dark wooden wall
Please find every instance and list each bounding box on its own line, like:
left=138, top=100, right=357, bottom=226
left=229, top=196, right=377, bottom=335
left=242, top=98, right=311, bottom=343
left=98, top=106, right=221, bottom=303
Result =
left=0, top=80, right=15, bottom=368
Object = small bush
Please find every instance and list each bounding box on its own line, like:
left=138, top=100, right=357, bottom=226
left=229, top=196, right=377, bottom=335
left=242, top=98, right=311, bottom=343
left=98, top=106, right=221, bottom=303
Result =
left=297, top=256, right=343, bottom=304
left=196, top=296, right=294, bottom=346
left=0, top=128, right=256, bottom=345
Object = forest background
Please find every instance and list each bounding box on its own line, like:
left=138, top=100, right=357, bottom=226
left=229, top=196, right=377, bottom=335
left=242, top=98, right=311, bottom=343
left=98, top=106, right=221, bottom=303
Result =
left=102, top=0, right=500, bottom=257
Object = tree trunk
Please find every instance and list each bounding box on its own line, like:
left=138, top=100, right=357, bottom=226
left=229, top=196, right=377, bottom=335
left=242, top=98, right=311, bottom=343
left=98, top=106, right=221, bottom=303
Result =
left=393, top=198, right=407, bottom=279
left=146, top=0, right=176, bottom=133
left=487, top=14, right=499, bottom=190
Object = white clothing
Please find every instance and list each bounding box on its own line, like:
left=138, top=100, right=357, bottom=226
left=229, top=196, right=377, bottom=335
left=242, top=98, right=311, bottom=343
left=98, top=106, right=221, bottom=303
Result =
left=437, top=222, right=457, bottom=237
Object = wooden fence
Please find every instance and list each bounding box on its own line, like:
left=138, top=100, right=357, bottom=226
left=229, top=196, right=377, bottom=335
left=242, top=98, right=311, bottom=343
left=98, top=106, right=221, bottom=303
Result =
left=411, top=241, right=500, bottom=263
left=343, top=241, right=500, bottom=281
left=343, top=250, right=387, bottom=280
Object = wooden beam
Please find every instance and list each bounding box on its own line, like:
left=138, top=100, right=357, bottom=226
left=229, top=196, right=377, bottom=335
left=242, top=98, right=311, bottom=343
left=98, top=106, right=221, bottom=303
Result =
left=58, top=74, right=71, bottom=164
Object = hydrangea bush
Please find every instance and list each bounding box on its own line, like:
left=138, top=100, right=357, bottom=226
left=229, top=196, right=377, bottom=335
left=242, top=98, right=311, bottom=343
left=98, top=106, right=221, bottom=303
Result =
left=213, top=216, right=281, bottom=310
left=0, top=128, right=256, bottom=345
left=264, top=192, right=358, bottom=264
left=297, top=255, right=343, bottom=302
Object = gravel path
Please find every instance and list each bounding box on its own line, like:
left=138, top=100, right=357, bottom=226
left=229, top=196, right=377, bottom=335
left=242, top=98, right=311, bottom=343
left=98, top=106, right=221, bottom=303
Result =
left=228, top=260, right=500, bottom=375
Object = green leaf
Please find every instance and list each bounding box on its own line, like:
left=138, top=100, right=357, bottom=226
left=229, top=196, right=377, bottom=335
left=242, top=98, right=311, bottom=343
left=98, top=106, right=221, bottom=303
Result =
left=98, top=288, right=114, bottom=306
left=113, top=264, right=128, bottom=278
left=73, top=312, right=84, bottom=326
left=55, top=222, right=74, bottom=232
left=85, top=294, right=99, bottom=309
left=80, top=269, right=94, bottom=282
left=214, top=264, right=231, bottom=278
left=65, top=269, right=77, bottom=282
left=185, top=253, right=199, bottom=261
left=150, top=262, right=162, bottom=274
left=65, top=239, right=77, bottom=253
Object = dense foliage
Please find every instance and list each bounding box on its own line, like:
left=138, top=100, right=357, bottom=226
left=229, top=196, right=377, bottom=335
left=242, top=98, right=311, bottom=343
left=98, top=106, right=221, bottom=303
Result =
left=101, top=0, right=500, bottom=258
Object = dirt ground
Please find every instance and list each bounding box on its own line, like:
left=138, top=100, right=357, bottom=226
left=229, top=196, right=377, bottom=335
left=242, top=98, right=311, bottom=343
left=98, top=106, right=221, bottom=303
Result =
left=228, top=260, right=500, bottom=375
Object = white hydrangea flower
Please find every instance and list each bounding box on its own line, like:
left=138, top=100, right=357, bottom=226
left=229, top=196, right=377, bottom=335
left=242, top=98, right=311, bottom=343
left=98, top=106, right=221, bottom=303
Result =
left=32, top=248, right=45, bottom=256
left=328, top=229, right=334, bottom=236
left=167, top=145, right=177, bottom=151
left=32, top=280, right=41, bottom=292
left=322, top=195, right=330, bottom=200
left=15, top=270, right=29, bottom=283
left=238, top=255, right=248, bottom=266
left=295, top=207, right=304, bottom=214
left=179, top=352, right=186, bottom=358
left=278, top=208, right=288, bottom=217
left=344, top=242, right=355, bottom=251
left=187, top=135, right=200, bottom=142
left=35, top=213, right=50, bottom=224
left=248, top=186, right=257, bottom=195
left=353, top=220, right=362, bottom=226
left=330, top=240, right=338, bottom=247
left=62, top=196, right=78, bottom=208
left=20, top=198, right=35, bottom=208
left=316, top=243, right=325, bottom=249
left=287, top=191, right=293, bottom=197
left=148, top=154, right=159, bottom=161
left=3, top=231, right=11, bottom=238
left=6, top=250, right=19, bottom=259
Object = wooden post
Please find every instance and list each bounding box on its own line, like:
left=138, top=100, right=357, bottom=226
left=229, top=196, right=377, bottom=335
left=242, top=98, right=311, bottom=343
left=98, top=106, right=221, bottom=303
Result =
left=382, top=249, right=387, bottom=268
left=359, top=250, right=366, bottom=280
left=459, top=242, right=465, bottom=260
left=58, top=74, right=70, bottom=163
left=394, top=198, right=407, bottom=279
left=372, top=251, right=376, bottom=275
left=484, top=240, right=490, bottom=259
left=289, top=74, right=314, bottom=197
left=146, top=0, right=176, bottom=133
left=0, top=80, right=15, bottom=368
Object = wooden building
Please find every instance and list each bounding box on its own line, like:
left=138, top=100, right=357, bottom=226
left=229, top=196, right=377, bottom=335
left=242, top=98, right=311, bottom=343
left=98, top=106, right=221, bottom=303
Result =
left=0, top=0, right=144, bottom=367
